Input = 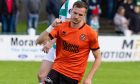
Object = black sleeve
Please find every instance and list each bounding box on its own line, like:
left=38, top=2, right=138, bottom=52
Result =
left=48, top=33, right=54, bottom=40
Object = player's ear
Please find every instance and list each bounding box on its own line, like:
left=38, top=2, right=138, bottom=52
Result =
left=69, top=9, right=72, bottom=15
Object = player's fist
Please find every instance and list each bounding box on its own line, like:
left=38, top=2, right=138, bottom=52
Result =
left=51, top=18, right=62, bottom=27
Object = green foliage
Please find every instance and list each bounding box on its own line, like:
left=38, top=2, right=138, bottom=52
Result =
left=36, top=22, right=48, bottom=35
left=16, top=21, right=27, bottom=34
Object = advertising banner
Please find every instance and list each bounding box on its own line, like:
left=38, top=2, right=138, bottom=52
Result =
left=0, top=35, right=46, bottom=61
left=0, top=35, right=140, bottom=62
left=89, top=36, right=140, bottom=62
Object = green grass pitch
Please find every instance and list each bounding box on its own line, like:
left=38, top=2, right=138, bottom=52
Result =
left=0, top=61, right=140, bottom=84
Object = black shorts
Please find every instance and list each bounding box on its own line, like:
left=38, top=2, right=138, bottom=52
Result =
left=45, top=69, right=78, bottom=84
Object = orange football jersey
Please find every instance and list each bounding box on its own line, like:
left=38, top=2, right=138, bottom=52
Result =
left=49, top=21, right=99, bottom=81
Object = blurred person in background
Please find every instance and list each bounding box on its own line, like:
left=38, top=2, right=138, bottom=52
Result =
left=15, top=0, right=22, bottom=29
left=122, top=0, right=134, bottom=19
left=106, top=0, right=116, bottom=22
left=45, top=0, right=62, bottom=26
left=115, top=0, right=124, bottom=9
left=0, top=17, right=1, bottom=27
left=115, top=0, right=125, bottom=13
left=90, top=5, right=100, bottom=32
left=0, top=0, right=2, bottom=27
left=26, top=0, right=41, bottom=35
left=87, top=0, right=101, bottom=25
left=0, top=0, right=17, bottom=33
left=114, top=6, right=132, bottom=36
left=129, top=5, right=140, bottom=34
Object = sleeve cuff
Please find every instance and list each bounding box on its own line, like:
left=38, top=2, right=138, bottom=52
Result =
left=91, top=47, right=100, bottom=51
left=46, top=25, right=53, bottom=33
left=48, top=33, right=54, bottom=40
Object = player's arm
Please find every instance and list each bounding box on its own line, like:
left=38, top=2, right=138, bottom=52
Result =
left=83, top=49, right=101, bottom=84
left=36, top=29, right=49, bottom=45
left=36, top=18, right=62, bottom=45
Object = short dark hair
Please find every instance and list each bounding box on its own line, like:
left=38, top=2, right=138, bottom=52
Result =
left=73, top=1, right=88, bottom=12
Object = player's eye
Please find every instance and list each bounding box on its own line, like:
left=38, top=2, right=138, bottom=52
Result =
left=79, top=14, right=83, bottom=16
left=73, top=12, right=77, bottom=15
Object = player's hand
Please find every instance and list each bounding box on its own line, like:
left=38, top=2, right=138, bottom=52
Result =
left=42, top=42, right=52, bottom=53
left=42, top=39, right=55, bottom=53
left=51, top=18, right=62, bottom=27
left=83, top=78, right=92, bottom=84
left=42, top=44, right=51, bottom=53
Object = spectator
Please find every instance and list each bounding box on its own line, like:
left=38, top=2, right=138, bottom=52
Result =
left=1, top=0, right=17, bottom=33
left=129, top=6, right=140, bottom=34
left=0, top=0, right=2, bottom=27
left=107, top=0, right=116, bottom=21
left=90, top=6, right=100, bottom=32
left=87, top=0, right=101, bottom=25
left=122, top=0, right=134, bottom=19
left=114, top=6, right=132, bottom=36
left=0, top=0, right=3, bottom=14
left=0, top=17, right=1, bottom=27
left=26, top=0, right=41, bottom=35
left=45, top=0, right=62, bottom=26
left=15, top=0, right=22, bottom=27
left=115, top=0, right=124, bottom=13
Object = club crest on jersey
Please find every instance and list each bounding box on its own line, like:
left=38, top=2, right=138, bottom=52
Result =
left=80, top=34, right=86, bottom=41
left=61, top=31, right=66, bottom=36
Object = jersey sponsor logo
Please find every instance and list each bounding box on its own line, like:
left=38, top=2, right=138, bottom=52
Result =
left=62, top=40, right=79, bottom=53
left=80, top=34, right=86, bottom=41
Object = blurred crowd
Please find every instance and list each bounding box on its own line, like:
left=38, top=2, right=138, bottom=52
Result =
left=0, top=0, right=140, bottom=36
left=0, top=0, right=41, bottom=34
left=113, top=0, right=140, bottom=36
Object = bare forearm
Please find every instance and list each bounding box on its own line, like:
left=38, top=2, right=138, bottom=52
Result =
left=83, top=49, right=101, bottom=84
left=36, top=31, right=49, bottom=45
left=87, top=49, right=101, bottom=79
left=87, top=55, right=101, bottom=79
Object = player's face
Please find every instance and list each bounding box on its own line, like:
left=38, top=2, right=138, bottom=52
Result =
left=70, top=6, right=86, bottom=24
